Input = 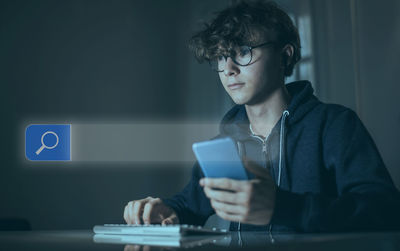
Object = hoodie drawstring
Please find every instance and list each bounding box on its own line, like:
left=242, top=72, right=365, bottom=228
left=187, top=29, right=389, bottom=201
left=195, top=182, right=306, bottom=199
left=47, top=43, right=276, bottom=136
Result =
left=269, top=110, right=290, bottom=235
left=278, top=110, right=290, bottom=187
left=236, top=141, right=244, bottom=236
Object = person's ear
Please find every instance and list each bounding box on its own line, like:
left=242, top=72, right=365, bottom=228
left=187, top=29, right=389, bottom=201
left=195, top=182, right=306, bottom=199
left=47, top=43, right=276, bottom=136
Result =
left=281, top=44, right=294, bottom=68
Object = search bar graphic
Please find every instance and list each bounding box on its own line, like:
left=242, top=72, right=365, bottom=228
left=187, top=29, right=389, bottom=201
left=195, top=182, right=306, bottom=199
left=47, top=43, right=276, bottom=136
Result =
left=25, top=124, right=71, bottom=161
left=23, top=122, right=219, bottom=162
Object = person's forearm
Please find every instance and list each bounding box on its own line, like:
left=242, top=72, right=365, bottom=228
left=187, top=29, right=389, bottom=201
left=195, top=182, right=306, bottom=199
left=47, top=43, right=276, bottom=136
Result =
left=162, top=162, right=214, bottom=226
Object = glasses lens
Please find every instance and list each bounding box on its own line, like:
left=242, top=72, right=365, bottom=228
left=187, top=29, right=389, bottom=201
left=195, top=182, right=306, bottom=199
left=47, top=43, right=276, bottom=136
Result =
left=209, top=47, right=252, bottom=72
left=234, top=46, right=252, bottom=66
left=209, top=56, right=225, bottom=72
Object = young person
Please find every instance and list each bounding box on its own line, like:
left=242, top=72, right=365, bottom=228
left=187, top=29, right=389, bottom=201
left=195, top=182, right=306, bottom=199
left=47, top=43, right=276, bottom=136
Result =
left=123, top=1, right=400, bottom=233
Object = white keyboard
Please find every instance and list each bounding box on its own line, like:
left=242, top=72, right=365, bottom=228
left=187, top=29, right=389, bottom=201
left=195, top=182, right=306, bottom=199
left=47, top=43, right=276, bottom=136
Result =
left=93, top=224, right=228, bottom=236
left=93, top=234, right=232, bottom=248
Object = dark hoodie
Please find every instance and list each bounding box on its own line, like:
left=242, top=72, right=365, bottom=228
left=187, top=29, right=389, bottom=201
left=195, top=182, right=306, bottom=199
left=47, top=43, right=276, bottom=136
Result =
left=163, top=81, right=400, bottom=233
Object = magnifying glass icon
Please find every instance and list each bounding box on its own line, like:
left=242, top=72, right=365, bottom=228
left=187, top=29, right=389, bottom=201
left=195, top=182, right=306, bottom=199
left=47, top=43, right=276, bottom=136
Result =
left=35, top=131, right=59, bottom=155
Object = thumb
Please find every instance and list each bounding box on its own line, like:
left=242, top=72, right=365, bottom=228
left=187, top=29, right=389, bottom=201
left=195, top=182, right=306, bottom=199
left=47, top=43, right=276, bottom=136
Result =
left=243, top=157, right=273, bottom=180
left=161, top=214, right=179, bottom=225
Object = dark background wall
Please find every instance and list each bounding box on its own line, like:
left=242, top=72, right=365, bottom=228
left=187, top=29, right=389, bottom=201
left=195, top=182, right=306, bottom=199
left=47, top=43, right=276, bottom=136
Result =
left=1, top=0, right=399, bottom=230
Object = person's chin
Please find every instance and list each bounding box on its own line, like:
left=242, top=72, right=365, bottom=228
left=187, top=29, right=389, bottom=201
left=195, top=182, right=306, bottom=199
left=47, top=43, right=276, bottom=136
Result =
left=230, top=93, right=251, bottom=105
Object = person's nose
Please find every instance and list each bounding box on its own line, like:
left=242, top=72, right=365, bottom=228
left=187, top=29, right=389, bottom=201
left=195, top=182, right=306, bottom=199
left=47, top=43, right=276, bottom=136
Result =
left=223, top=57, right=240, bottom=76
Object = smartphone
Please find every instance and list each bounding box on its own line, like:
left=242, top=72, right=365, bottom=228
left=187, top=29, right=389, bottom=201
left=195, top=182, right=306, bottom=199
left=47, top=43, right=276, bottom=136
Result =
left=192, top=137, right=248, bottom=180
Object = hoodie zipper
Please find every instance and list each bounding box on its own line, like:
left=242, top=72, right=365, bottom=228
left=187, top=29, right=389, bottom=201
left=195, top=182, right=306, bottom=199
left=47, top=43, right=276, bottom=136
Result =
left=249, top=125, right=269, bottom=169
left=247, top=110, right=290, bottom=235
left=262, top=140, right=267, bottom=153
left=249, top=130, right=272, bottom=234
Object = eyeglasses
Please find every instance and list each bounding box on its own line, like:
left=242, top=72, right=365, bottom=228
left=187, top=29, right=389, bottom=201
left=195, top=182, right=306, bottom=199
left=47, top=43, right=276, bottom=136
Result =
left=209, top=42, right=276, bottom=72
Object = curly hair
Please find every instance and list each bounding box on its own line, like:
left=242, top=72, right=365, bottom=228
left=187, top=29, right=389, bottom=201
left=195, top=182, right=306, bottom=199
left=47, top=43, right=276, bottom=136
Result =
left=189, top=0, right=301, bottom=76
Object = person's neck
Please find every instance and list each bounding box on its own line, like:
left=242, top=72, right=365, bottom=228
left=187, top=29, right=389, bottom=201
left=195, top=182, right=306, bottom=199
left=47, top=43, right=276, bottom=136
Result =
left=245, top=85, right=291, bottom=138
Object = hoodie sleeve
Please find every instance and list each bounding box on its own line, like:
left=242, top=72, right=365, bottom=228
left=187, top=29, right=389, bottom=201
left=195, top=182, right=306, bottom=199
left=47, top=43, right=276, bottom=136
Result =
left=161, top=162, right=214, bottom=226
left=270, top=109, right=400, bottom=232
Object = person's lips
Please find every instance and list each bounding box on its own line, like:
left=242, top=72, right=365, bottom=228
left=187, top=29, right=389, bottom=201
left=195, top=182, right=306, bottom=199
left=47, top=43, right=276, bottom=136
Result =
left=227, top=83, right=245, bottom=90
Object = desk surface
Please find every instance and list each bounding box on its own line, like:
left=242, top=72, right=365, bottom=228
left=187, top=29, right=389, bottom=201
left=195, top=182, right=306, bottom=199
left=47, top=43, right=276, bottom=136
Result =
left=0, top=230, right=399, bottom=251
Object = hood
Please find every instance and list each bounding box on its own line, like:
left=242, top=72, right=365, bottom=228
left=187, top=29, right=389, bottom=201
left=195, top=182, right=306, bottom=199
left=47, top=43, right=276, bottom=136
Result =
left=219, top=80, right=320, bottom=140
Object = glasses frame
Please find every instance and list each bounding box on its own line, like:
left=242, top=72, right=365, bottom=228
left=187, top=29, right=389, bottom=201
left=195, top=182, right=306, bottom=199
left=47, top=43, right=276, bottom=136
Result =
left=209, top=41, right=276, bottom=72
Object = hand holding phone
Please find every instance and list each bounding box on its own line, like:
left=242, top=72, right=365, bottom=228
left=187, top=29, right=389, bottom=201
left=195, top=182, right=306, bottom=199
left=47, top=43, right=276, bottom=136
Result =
left=192, top=137, right=248, bottom=180
left=194, top=138, right=276, bottom=225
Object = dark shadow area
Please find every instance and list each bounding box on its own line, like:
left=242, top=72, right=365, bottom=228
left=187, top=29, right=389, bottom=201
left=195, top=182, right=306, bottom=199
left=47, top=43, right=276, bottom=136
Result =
left=0, top=218, right=31, bottom=231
